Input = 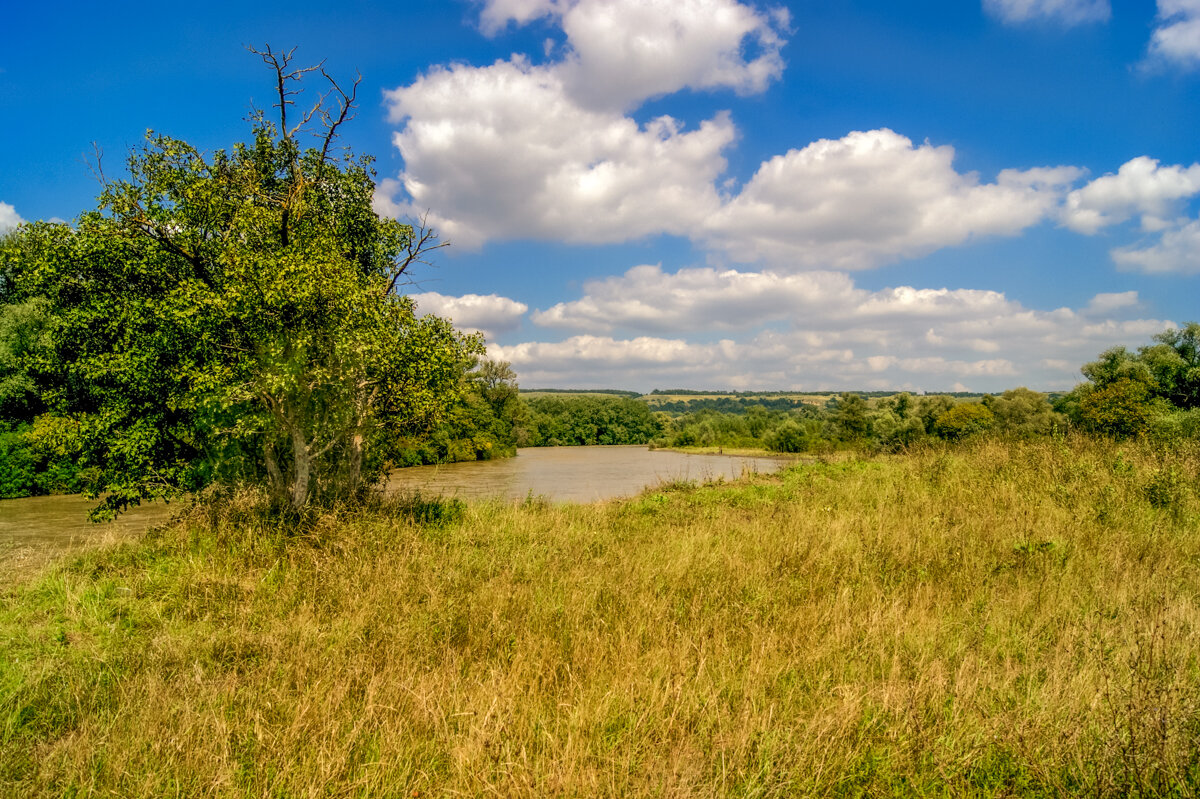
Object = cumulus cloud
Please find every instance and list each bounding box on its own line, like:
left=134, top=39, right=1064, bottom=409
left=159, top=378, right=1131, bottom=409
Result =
left=0, top=201, right=25, bottom=233
left=1111, top=219, right=1200, bottom=274
left=479, top=0, right=787, bottom=110
left=1148, top=0, right=1200, bottom=68
left=983, top=0, right=1111, bottom=25
left=411, top=291, right=529, bottom=339
left=384, top=0, right=1197, bottom=279
left=383, top=4, right=1097, bottom=268
left=381, top=0, right=786, bottom=251
left=1084, top=291, right=1140, bottom=314
left=532, top=265, right=855, bottom=332
left=533, top=263, right=1020, bottom=333
left=1060, top=156, right=1200, bottom=273
left=1062, top=156, right=1200, bottom=234
left=383, top=57, right=733, bottom=248
left=478, top=0, right=563, bottom=33
left=704, top=129, right=1081, bottom=270
left=493, top=314, right=1166, bottom=390
left=508, top=263, right=1170, bottom=391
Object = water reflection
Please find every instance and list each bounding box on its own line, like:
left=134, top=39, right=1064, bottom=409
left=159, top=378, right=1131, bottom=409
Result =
left=384, top=445, right=792, bottom=502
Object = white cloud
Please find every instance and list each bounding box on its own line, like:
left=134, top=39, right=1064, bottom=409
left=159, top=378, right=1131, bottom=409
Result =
left=478, top=0, right=786, bottom=110
left=555, top=0, right=785, bottom=110
left=983, top=0, right=1111, bottom=25
left=411, top=291, right=529, bottom=340
left=383, top=6, right=1098, bottom=268
left=385, top=1, right=1200, bottom=281
left=532, top=264, right=855, bottom=332
left=704, top=129, right=1081, bottom=270
left=1112, top=219, right=1200, bottom=274
left=1084, top=291, right=1140, bottom=314
left=382, top=0, right=784, bottom=251
left=479, top=0, right=562, bottom=34
left=0, top=201, right=25, bottom=233
left=492, top=314, right=1167, bottom=390
left=1062, top=156, right=1200, bottom=234
left=1149, top=0, right=1200, bottom=67
left=383, top=57, right=733, bottom=248
left=504, top=262, right=1170, bottom=391
left=533, top=263, right=1018, bottom=333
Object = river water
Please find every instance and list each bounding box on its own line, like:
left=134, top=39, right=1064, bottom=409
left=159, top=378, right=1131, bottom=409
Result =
left=383, top=445, right=792, bottom=502
left=0, top=447, right=791, bottom=569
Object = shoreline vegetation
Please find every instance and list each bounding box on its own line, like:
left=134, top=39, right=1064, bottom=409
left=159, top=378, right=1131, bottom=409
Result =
left=3, top=435, right=1199, bottom=795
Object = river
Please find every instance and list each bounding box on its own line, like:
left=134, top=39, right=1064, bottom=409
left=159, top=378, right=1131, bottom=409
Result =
left=0, top=447, right=792, bottom=571
left=383, top=445, right=792, bottom=502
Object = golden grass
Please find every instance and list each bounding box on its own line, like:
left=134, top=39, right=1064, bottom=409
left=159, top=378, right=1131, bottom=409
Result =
left=3, top=436, right=1199, bottom=796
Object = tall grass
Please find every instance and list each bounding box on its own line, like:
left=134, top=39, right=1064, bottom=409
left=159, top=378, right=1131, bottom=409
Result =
left=2, top=436, right=1199, bottom=796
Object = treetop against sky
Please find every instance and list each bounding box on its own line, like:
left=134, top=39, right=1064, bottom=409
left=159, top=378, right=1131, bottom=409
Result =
left=2, top=0, right=1199, bottom=392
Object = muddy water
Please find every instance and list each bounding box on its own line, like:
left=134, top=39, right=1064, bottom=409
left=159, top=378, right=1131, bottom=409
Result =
left=0, top=494, right=178, bottom=576
left=383, top=445, right=792, bottom=502
left=0, top=446, right=791, bottom=568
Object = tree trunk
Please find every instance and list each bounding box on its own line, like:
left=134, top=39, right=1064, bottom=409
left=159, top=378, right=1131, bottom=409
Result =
left=346, top=431, right=364, bottom=497
left=290, top=430, right=311, bottom=509
left=265, top=439, right=286, bottom=503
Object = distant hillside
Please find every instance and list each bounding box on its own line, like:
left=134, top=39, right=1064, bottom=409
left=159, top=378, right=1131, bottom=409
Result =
left=519, top=388, right=642, bottom=399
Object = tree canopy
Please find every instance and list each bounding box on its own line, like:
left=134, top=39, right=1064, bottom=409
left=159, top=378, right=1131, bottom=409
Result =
left=0, top=48, right=480, bottom=515
left=1065, top=322, right=1200, bottom=438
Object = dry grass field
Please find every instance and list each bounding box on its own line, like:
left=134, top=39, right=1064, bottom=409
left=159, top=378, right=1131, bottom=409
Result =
left=3, top=435, right=1199, bottom=796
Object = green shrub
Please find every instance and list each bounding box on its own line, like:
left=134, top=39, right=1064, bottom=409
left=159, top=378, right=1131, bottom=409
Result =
left=934, top=403, right=994, bottom=441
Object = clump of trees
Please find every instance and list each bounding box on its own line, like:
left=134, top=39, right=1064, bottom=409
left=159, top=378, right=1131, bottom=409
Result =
left=654, top=387, right=1068, bottom=454
left=521, top=395, right=662, bottom=446
left=0, top=48, right=480, bottom=515
left=391, top=359, right=526, bottom=466
left=1056, top=323, right=1200, bottom=440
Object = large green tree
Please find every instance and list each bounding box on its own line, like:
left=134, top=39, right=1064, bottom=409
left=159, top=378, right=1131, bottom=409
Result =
left=0, top=48, right=480, bottom=515
left=1060, top=322, right=1200, bottom=438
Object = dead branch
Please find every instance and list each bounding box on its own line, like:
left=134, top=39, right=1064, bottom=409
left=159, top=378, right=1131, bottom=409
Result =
left=246, top=44, right=320, bottom=138
left=387, top=212, right=450, bottom=296
left=317, top=67, right=361, bottom=166
left=83, top=142, right=108, bottom=188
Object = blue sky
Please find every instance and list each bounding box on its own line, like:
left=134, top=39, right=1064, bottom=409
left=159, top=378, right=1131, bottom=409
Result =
left=3, top=0, right=1199, bottom=392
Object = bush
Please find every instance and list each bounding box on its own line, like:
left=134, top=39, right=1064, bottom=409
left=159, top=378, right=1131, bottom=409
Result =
left=934, top=403, right=994, bottom=441
left=767, top=421, right=809, bottom=453
left=1078, top=378, right=1159, bottom=439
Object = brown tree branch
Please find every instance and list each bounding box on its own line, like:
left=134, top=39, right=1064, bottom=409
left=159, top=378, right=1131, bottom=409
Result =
left=387, top=212, right=450, bottom=296
left=247, top=44, right=320, bottom=138
left=317, top=68, right=361, bottom=167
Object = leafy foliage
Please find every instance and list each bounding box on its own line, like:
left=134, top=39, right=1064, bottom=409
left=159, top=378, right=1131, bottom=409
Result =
left=1062, top=323, right=1200, bottom=439
left=0, top=53, right=480, bottom=514
left=934, top=403, right=995, bottom=441
left=392, top=358, right=526, bottom=465
left=523, top=395, right=663, bottom=446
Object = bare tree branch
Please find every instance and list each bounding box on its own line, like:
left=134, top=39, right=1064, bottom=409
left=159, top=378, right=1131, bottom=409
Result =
left=246, top=44, right=320, bottom=138
left=317, top=67, right=361, bottom=167
left=83, top=142, right=108, bottom=188
left=387, top=212, right=450, bottom=296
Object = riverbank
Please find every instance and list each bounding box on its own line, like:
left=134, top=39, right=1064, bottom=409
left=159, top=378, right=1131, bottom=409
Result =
left=651, top=443, right=791, bottom=458
left=3, top=436, right=1199, bottom=796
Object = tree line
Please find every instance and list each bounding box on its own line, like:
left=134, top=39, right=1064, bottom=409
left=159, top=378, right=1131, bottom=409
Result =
left=653, top=325, right=1200, bottom=454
